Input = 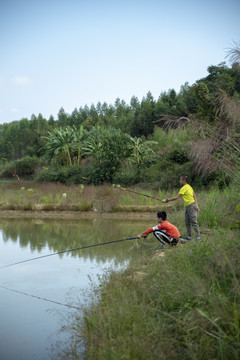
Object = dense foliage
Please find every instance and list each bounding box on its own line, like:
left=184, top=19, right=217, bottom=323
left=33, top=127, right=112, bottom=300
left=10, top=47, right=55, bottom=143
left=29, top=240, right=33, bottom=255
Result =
left=0, top=61, right=239, bottom=188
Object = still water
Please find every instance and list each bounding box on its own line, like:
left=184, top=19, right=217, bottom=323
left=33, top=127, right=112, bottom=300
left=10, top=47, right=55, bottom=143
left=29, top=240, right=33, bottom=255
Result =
left=0, top=216, right=156, bottom=360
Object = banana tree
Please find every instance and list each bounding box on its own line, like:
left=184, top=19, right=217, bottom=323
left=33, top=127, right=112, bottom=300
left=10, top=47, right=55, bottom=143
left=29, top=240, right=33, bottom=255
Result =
left=128, top=136, right=157, bottom=166
left=72, top=125, right=85, bottom=165
left=82, top=127, right=103, bottom=163
left=43, top=127, right=75, bottom=165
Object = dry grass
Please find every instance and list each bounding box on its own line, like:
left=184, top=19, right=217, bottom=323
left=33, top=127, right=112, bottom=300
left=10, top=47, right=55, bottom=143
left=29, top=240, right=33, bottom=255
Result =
left=0, top=181, right=95, bottom=211
left=0, top=181, right=169, bottom=212
left=155, top=94, right=240, bottom=179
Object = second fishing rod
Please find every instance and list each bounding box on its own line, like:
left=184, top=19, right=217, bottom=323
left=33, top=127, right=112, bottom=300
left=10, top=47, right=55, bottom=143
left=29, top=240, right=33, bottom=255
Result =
left=81, top=176, right=162, bottom=202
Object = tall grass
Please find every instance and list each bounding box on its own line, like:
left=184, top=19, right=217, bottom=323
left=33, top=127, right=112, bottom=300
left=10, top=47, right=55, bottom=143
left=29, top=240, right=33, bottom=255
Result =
left=77, top=229, right=240, bottom=360
left=152, top=127, right=192, bottom=150
left=198, top=186, right=240, bottom=229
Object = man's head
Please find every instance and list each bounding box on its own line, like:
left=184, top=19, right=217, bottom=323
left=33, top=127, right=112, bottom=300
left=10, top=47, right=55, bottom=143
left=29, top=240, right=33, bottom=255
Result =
left=180, top=175, right=189, bottom=185
left=157, top=211, right=167, bottom=223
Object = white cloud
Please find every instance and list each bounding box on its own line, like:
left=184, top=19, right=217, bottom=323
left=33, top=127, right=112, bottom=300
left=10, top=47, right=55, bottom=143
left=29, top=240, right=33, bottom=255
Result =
left=11, top=75, right=31, bottom=85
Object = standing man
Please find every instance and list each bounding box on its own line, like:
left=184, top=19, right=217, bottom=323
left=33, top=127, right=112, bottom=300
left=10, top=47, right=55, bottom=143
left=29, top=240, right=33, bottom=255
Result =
left=162, top=175, right=201, bottom=241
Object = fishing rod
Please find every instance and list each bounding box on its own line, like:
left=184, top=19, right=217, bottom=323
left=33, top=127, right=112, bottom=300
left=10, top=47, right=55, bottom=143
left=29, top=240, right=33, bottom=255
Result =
left=0, top=236, right=138, bottom=311
left=81, top=177, right=162, bottom=201
left=0, top=236, right=137, bottom=270
left=0, top=284, right=81, bottom=310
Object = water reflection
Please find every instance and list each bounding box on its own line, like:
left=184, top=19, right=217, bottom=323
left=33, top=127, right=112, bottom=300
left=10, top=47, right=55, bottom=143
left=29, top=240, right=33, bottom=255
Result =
left=0, top=217, right=155, bottom=360
left=0, top=218, right=153, bottom=266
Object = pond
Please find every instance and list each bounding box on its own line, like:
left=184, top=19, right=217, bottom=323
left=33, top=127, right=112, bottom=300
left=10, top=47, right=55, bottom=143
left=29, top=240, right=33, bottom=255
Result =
left=0, top=216, right=157, bottom=360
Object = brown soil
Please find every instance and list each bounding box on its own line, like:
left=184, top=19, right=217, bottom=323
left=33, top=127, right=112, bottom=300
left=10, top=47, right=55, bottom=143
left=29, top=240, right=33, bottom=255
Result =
left=152, top=250, right=165, bottom=259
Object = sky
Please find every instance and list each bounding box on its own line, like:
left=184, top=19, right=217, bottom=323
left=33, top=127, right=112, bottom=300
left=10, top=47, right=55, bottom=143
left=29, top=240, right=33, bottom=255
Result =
left=0, top=0, right=239, bottom=124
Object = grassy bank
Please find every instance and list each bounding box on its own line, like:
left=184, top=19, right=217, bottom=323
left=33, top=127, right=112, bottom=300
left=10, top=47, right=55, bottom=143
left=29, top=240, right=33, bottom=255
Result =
left=0, top=181, right=168, bottom=212
left=77, top=229, right=240, bottom=360
left=54, top=183, right=240, bottom=360
left=0, top=181, right=239, bottom=225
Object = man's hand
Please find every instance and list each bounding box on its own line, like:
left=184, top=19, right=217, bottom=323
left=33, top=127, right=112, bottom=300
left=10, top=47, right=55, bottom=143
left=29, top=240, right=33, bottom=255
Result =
left=162, top=199, right=167, bottom=203
left=137, top=233, right=148, bottom=239
left=196, top=205, right=200, bottom=212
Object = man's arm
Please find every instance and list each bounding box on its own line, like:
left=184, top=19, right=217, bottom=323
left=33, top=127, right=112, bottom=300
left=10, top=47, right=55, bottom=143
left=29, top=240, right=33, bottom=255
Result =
left=193, top=191, right=199, bottom=211
left=137, top=226, right=156, bottom=239
left=162, top=193, right=181, bottom=203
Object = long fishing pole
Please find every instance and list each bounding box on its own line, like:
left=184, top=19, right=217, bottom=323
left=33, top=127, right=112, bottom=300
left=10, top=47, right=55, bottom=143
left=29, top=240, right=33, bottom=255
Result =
left=0, top=284, right=81, bottom=310
left=81, top=177, right=162, bottom=201
left=0, top=236, right=137, bottom=270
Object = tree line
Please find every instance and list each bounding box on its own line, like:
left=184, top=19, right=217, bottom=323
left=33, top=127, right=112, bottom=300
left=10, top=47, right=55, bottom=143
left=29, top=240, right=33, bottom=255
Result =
left=0, top=59, right=239, bottom=188
left=0, top=62, right=239, bottom=162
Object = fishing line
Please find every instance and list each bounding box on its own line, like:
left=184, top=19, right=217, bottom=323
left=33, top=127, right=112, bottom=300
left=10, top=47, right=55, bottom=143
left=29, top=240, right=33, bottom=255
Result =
left=81, top=176, right=162, bottom=201
left=0, top=236, right=137, bottom=270
left=0, top=236, right=138, bottom=309
left=0, top=284, right=80, bottom=310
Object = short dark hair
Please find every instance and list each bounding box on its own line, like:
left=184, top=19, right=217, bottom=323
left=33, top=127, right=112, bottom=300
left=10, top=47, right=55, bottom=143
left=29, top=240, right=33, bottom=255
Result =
left=180, top=175, right=189, bottom=183
left=157, top=211, right=167, bottom=221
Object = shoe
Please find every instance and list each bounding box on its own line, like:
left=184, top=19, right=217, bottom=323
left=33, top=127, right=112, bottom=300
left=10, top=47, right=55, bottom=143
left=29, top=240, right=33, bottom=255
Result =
left=170, top=238, right=179, bottom=246
left=158, top=245, right=164, bottom=249
left=180, top=237, right=191, bottom=244
left=195, top=237, right=201, bottom=241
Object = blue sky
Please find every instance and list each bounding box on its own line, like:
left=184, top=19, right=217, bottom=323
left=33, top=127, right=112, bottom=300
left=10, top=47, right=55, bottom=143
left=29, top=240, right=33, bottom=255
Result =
left=0, top=0, right=239, bottom=123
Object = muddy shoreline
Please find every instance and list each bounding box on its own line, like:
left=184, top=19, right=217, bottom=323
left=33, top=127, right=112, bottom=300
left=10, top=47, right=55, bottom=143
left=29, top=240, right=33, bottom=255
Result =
left=0, top=210, right=156, bottom=219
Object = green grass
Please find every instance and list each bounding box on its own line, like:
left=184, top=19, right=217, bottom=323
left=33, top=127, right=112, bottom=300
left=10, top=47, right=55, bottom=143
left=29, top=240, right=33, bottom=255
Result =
left=77, top=229, right=240, bottom=360
left=152, top=127, right=192, bottom=151
left=198, top=186, right=240, bottom=229
left=55, top=183, right=239, bottom=359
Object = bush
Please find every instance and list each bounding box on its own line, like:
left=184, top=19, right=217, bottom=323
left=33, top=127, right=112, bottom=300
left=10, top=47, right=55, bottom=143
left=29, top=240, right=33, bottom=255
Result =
left=0, top=156, right=44, bottom=179
left=34, top=165, right=84, bottom=184
left=34, top=164, right=104, bottom=185
left=113, top=166, right=140, bottom=186
left=34, top=167, right=69, bottom=183
left=166, top=146, right=189, bottom=164
left=144, top=157, right=193, bottom=189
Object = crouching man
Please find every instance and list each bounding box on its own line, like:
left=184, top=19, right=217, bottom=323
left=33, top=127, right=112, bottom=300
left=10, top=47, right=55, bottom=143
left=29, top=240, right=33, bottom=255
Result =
left=137, top=211, right=181, bottom=246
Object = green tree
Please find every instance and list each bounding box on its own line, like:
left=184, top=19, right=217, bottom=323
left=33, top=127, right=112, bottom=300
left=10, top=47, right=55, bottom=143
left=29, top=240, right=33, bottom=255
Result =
left=131, top=92, right=155, bottom=137
left=43, top=127, right=75, bottom=165
left=58, top=108, right=68, bottom=127
left=83, top=126, right=131, bottom=181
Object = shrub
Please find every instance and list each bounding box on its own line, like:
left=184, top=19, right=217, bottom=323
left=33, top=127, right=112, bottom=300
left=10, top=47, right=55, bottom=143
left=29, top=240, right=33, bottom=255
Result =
left=34, top=164, right=102, bottom=185
left=34, top=167, right=70, bottom=183
left=113, top=166, right=141, bottom=186
left=166, top=146, right=189, bottom=164
left=144, top=158, right=193, bottom=189
left=0, top=156, right=44, bottom=179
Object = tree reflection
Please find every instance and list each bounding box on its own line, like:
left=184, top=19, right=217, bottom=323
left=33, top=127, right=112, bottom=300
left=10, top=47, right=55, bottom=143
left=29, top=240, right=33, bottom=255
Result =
left=0, top=218, right=153, bottom=265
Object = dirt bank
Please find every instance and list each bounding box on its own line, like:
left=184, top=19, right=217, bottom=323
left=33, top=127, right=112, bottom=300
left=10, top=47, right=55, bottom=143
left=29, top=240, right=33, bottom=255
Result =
left=0, top=210, right=156, bottom=220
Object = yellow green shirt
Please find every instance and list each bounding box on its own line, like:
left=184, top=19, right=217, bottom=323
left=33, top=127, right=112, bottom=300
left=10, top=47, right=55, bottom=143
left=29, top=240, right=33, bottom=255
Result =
left=179, top=184, right=195, bottom=207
